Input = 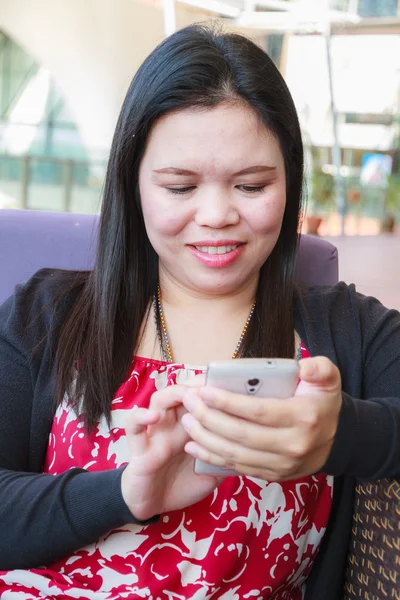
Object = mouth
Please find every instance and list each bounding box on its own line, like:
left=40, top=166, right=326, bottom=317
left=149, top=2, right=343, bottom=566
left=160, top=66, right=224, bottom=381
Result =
left=193, top=244, right=241, bottom=255
left=187, top=241, right=244, bottom=268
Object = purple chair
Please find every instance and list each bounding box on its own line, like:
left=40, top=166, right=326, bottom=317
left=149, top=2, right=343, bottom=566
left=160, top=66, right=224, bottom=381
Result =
left=0, top=209, right=338, bottom=304
left=2, top=209, right=400, bottom=597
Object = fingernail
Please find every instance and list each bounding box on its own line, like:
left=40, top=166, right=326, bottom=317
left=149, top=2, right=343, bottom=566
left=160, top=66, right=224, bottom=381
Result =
left=185, top=441, right=199, bottom=458
left=300, top=359, right=316, bottom=378
left=199, top=387, right=214, bottom=405
left=181, top=413, right=196, bottom=431
left=184, top=388, right=199, bottom=411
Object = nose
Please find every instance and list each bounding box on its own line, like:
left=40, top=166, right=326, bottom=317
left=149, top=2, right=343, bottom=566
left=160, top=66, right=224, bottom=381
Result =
left=194, top=188, right=239, bottom=228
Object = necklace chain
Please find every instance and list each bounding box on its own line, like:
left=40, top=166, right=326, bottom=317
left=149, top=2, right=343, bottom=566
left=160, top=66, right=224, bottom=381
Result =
left=154, top=285, right=256, bottom=363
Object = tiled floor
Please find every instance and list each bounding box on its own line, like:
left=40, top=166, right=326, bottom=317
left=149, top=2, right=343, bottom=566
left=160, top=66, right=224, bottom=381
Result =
left=324, top=234, right=400, bottom=311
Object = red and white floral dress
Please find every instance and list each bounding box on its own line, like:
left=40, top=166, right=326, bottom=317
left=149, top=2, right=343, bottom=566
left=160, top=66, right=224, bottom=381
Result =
left=0, top=344, right=333, bottom=600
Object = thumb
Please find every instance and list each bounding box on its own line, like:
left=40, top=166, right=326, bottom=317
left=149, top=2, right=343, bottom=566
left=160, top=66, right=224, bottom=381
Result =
left=298, top=356, right=340, bottom=390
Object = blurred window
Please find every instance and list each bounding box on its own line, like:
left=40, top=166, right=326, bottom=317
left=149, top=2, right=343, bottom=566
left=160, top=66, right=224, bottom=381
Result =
left=358, top=0, right=398, bottom=17
left=344, top=113, right=394, bottom=126
left=331, top=0, right=351, bottom=10
left=266, top=34, right=284, bottom=68
left=331, top=0, right=398, bottom=15
left=0, top=31, right=106, bottom=213
left=0, top=31, right=87, bottom=162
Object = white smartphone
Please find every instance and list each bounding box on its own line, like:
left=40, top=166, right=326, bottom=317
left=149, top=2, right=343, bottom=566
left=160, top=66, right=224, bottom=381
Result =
left=194, top=358, right=299, bottom=476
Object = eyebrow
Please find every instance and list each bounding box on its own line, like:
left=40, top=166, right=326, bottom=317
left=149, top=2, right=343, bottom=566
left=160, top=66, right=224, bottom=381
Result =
left=153, top=165, right=277, bottom=176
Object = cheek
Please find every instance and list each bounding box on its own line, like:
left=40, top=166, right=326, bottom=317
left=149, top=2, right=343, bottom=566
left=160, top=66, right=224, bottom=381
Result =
left=246, top=194, right=286, bottom=234
left=141, top=195, right=191, bottom=240
left=148, top=213, right=187, bottom=237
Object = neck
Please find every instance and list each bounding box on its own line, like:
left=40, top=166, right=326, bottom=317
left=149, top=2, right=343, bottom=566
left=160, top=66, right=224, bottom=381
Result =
left=158, top=270, right=258, bottom=315
left=150, top=269, right=259, bottom=364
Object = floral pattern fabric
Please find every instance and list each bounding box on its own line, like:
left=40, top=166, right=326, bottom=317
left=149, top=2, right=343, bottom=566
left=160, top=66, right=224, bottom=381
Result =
left=0, top=345, right=333, bottom=600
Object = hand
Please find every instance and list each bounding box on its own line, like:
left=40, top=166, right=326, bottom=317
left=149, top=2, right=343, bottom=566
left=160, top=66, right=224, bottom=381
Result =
left=180, top=357, right=342, bottom=481
left=121, top=375, right=224, bottom=521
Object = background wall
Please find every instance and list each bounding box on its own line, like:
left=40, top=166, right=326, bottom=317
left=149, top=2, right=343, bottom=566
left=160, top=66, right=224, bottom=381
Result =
left=0, top=0, right=213, bottom=159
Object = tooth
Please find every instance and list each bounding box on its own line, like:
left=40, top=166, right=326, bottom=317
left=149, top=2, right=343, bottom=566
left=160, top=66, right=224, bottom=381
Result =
left=194, top=245, right=238, bottom=254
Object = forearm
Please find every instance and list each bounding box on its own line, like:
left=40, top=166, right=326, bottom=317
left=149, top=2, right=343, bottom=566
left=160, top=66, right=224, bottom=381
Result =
left=322, top=393, right=400, bottom=480
left=0, top=467, right=140, bottom=569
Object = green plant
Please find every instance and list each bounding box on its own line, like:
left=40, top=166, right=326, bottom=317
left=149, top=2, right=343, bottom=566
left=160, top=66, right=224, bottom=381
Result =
left=311, top=168, right=335, bottom=210
left=384, top=174, right=400, bottom=217
left=307, top=146, right=336, bottom=215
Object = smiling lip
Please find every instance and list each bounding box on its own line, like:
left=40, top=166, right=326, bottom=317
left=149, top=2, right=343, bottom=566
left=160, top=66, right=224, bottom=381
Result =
left=187, top=240, right=245, bottom=268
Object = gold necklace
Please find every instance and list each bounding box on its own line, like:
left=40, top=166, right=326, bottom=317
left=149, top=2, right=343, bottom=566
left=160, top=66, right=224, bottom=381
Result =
left=154, top=285, right=256, bottom=363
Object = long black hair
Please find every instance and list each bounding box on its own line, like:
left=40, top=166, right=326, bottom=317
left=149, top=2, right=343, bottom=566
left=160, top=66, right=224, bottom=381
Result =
left=56, top=23, right=304, bottom=430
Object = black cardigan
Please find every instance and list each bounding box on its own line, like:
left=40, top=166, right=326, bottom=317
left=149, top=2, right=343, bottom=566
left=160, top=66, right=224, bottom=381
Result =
left=1, top=269, right=400, bottom=599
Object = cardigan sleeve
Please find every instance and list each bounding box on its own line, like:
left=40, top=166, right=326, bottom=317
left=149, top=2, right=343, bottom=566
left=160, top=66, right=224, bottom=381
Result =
left=0, top=270, right=141, bottom=570
left=319, top=286, right=400, bottom=480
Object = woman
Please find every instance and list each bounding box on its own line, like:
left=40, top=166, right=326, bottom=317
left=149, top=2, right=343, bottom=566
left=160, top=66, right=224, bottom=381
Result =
left=0, top=24, right=399, bottom=600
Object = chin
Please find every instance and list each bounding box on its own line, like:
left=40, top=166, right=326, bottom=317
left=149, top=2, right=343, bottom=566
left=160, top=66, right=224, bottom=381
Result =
left=188, top=276, right=249, bottom=297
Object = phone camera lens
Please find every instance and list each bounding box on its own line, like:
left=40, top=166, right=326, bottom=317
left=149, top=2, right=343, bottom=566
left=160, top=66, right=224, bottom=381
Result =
left=248, top=378, right=260, bottom=386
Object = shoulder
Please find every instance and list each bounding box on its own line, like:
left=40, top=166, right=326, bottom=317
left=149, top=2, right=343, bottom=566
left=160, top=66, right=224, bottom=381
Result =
left=295, top=281, right=397, bottom=322
left=294, top=281, right=356, bottom=315
left=0, top=268, right=87, bottom=358
left=294, top=281, right=400, bottom=351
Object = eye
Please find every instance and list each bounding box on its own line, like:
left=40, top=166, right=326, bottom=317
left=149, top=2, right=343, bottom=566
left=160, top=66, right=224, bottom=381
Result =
left=167, top=186, right=196, bottom=195
left=237, top=185, right=266, bottom=194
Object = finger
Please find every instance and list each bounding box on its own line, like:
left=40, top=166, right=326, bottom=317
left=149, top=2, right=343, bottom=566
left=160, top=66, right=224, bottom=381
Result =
left=147, top=404, right=191, bottom=446
left=192, top=387, right=296, bottom=428
left=125, top=407, right=159, bottom=454
left=150, top=384, right=189, bottom=411
left=147, top=407, right=175, bottom=435
left=150, top=373, right=207, bottom=406
left=185, top=393, right=330, bottom=456
left=149, top=384, right=193, bottom=433
left=185, top=441, right=323, bottom=482
left=298, top=357, right=341, bottom=391
left=184, top=438, right=290, bottom=481
left=183, top=393, right=295, bottom=451
left=176, top=404, right=187, bottom=422
left=181, top=412, right=295, bottom=468
left=299, top=356, right=339, bottom=384
left=149, top=376, right=206, bottom=412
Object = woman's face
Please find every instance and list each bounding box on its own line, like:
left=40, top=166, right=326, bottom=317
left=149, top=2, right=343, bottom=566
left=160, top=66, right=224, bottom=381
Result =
left=138, top=103, right=287, bottom=297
